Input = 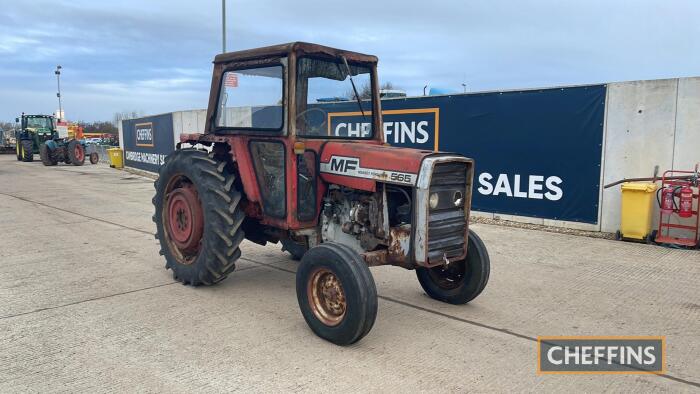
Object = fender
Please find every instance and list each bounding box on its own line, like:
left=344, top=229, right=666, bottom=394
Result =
left=44, top=139, right=58, bottom=151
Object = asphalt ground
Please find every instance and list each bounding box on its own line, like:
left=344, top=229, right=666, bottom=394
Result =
left=0, top=155, right=699, bottom=392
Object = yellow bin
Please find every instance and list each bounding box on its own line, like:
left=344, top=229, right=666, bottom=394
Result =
left=619, top=182, right=658, bottom=241
left=107, top=148, right=124, bottom=169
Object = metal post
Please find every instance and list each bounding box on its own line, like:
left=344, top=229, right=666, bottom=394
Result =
left=423, top=85, right=428, bottom=96
left=222, top=0, right=226, bottom=53
left=55, top=65, right=62, bottom=121
left=462, top=83, right=467, bottom=93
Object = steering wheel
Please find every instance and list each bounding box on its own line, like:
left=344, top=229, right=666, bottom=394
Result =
left=296, top=107, right=328, bottom=135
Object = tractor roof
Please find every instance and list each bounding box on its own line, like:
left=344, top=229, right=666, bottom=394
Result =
left=213, top=42, right=378, bottom=65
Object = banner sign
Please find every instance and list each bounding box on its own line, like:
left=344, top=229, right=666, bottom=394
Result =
left=327, top=108, right=439, bottom=150
left=122, top=113, right=174, bottom=172
left=313, top=85, right=606, bottom=223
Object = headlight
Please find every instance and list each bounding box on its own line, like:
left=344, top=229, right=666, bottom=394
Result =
left=429, top=192, right=439, bottom=209
left=453, top=191, right=464, bottom=207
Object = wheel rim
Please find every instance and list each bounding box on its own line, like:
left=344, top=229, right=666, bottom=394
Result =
left=427, top=259, right=468, bottom=290
left=74, top=145, right=84, bottom=162
left=307, top=267, right=346, bottom=326
left=163, top=177, right=204, bottom=264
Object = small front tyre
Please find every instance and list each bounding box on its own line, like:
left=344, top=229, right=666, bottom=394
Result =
left=416, top=230, right=490, bottom=305
left=296, top=243, right=377, bottom=346
left=281, top=238, right=307, bottom=260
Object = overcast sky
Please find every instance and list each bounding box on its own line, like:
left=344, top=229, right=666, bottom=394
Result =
left=1, top=0, right=698, bottom=122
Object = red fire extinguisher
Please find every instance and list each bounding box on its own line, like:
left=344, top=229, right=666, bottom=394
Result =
left=661, top=186, right=675, bottom=215
left=679, top=185, right=693, bottom=218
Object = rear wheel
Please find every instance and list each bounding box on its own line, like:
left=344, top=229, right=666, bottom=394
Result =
left=296, top=243, right=377, bottom=345
left=68, top=140, right=85, bottom=166
left=416, top=230, right=490, bottom=305
left=16, top=142, right=21, bottom=161
left=153, top=149, right=245, bottom=286
left=21, top=140, right=33, bottom=162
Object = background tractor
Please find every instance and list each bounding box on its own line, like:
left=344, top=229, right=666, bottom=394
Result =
left=40, top=123, right=98, bottom=166
left=15, top=114, right=56, bottom=162
left=154, top=42, right=490, bottom=345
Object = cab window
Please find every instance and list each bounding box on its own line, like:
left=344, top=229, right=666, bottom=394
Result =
left=216, top=65, right=284, bottom=131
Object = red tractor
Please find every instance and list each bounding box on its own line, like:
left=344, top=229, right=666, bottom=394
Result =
left=154, top=42, right=490, bottom=345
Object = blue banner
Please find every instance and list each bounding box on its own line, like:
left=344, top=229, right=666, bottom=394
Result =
left=122, top=113, right=174, bottom=173
left=316, top=85, right=606, bottom=223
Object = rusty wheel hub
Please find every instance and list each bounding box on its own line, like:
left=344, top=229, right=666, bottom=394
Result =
left=308, top=268, right=346, bottom=326
left=165, top=183, right=203, bottom=259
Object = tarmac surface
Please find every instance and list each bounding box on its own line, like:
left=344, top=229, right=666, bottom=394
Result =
left=0, top=155, right=699, bottom=392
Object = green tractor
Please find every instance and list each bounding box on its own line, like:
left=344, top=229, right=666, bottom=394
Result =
left=15, top=113, right=56, bottom=162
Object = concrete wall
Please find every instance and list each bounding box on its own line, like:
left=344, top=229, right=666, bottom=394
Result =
left=172, top=109, right=207, bottom=146
left=600, top=77, right=700, bottom=233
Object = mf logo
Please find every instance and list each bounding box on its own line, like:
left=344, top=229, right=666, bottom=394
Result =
left=327, top=108, right=439, bottom=151
left=135, top=122, right=154, bottom=147
left=330, top=157, right=359, bottom=173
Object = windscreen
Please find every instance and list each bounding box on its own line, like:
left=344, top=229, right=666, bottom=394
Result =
left=25, top=117, right=53, bottom=130
left=295, top=57, right=373, bottom=139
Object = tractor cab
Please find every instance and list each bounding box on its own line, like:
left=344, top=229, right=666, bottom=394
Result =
left=17, top=114, right=56, bottom=140
left=166, top=42, right=490, bottom=346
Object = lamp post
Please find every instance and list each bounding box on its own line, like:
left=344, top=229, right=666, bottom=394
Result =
left=222, top=0, right=226, bottom=53
left=423, top=85, right=428, bottom=96
left=462, top=83, right=467, bottom=93
left=55, top=65, right=62, bottom=121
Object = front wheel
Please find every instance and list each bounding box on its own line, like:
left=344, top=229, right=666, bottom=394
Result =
left=21, top=140, right=33, bottom=162
left=296, top=243, right=377, bottom=345
left=39, top=143, right=57, bottom=166
left=416, top=230, right=490, bottom=305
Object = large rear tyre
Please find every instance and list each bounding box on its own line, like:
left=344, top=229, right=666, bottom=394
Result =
left=21, top=140, right=33, bottom=162
left=416, top=230, right=490, bottom=305
left=68, top=140, right=85, bottom=166
left=16, top=142, right=21, bottom=161
left=153, top=149, right=245, bottom=286
left=296, top=243, right=377, bottom=345
left=39, top=143, right=57, bottom=166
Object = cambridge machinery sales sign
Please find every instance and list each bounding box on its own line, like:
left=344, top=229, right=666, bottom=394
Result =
left=328, top=86, right=606, bottom=224
left=122, top=113, right=174, bottom=172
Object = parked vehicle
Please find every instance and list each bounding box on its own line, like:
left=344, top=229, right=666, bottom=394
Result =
left=153, top=42, right=490, bottom=345
left=15, top=114, right=56, bottom=162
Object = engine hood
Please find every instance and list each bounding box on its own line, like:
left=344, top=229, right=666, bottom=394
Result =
left=318, top=141, right=436, bottom=191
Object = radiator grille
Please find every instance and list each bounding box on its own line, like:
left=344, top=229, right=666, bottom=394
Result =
left=427, top=162, right=468, bottom=262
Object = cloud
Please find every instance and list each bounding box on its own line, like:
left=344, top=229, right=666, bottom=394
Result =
left=0, top=0, right=698, bottom=121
